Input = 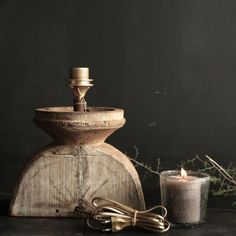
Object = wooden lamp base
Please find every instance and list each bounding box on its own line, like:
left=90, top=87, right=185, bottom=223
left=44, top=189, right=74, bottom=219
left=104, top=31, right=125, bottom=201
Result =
left=10, top=107, right=145, bottom=217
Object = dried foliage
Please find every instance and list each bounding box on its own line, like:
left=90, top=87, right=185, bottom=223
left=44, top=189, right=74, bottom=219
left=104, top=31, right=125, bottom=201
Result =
left=179, top=155, right=236, bottom=197
left=129, top=146, right=161, bottom=175
left=129, top=146, right=236, bottom=197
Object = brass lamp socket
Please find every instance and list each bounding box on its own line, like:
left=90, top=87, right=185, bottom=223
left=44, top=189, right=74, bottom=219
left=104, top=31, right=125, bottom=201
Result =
left=67, top=67, right=93, bottom=112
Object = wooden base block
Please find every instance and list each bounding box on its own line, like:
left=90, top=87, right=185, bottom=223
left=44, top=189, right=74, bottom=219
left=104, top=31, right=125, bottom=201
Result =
left=10, top=143, right=145, bottom=217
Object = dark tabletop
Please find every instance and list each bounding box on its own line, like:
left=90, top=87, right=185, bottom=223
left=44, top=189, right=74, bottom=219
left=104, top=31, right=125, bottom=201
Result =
left=0, top=208, right=235, bottom=236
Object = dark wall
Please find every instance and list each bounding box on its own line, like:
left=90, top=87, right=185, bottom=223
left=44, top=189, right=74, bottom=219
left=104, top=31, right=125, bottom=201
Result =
left=0, top=0, right=236, bottom=204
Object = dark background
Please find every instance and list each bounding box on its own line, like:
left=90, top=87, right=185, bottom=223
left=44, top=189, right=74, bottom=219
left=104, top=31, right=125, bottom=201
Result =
left=0, top=0, right=236, bottom=206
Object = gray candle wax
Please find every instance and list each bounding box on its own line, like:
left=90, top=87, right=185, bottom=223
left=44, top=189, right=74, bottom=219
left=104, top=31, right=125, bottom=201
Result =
left=166, top=175, right=201, bottom=224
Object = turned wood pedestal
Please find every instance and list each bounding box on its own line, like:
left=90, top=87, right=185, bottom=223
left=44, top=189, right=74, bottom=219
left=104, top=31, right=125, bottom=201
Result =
left=10, top=107, right=145, bottom=217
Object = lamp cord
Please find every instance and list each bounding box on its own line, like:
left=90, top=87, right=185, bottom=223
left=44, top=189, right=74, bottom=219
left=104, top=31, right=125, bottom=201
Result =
left=76, top=197, right=170, bottom=233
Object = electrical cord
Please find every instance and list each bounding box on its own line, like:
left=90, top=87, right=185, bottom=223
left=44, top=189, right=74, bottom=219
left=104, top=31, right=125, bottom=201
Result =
left=77, top=197, right=170, bottom=233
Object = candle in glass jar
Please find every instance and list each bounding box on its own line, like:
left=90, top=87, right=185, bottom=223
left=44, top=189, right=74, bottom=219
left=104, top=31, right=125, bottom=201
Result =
left=165, top=168, right=201, bottom=224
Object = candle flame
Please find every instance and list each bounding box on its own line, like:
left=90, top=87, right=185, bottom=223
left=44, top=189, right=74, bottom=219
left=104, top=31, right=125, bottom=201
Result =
left=181, top=167, right=187, bottom=179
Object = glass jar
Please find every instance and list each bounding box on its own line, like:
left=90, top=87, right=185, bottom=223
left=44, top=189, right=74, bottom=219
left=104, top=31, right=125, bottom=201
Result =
left=160, top=170, right=210, bottom=228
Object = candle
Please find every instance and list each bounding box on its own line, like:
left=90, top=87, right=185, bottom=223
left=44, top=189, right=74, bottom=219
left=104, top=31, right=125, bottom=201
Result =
left=160, top=168, right=209, bottom=226
left=160, top=169, right=210, bottom=227
left=166, top=168, right=201, bottom=224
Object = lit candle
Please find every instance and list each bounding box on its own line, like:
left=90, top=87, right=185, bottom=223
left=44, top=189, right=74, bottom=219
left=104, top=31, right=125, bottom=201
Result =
left=162, top=168, right=201, bottom=224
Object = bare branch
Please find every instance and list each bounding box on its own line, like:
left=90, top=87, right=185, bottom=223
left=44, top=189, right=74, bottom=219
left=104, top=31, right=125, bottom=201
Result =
left=129, top=157, right=160, bottom=175
left=205, top=155, right=236, bottom=185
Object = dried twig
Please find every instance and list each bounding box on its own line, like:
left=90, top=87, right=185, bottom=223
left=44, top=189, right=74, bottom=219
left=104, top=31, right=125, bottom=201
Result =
left=129, top=157, right=160, bottom=175
left=128, top=148, right=236, bottom=197
left=205, top=155, right=236, bottom=185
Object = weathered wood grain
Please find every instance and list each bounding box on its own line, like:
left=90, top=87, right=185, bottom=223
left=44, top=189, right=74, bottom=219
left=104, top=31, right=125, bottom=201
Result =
left=10, top=107, right=145, bottom=216
left=10, top=144, right=145, bottom=216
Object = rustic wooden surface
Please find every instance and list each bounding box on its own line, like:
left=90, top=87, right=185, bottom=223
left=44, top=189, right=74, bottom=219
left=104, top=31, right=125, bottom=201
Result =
left=10, top=107, right=145, bottom=216
left=34, top=107, right=126, bottom=145
left=10, top=143, right=145, bottom=216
